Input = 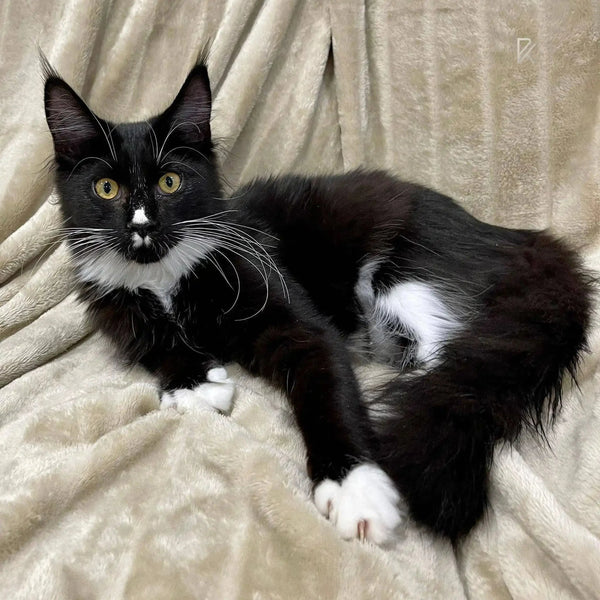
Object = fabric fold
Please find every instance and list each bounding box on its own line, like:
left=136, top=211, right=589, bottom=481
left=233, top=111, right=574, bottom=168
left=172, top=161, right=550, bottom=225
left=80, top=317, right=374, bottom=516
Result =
left=0, top=1, right=598, bottom=598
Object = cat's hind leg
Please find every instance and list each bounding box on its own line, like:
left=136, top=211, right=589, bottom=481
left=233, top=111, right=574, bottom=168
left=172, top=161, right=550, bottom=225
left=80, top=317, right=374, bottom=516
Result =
left=370, top=233, right=592, bottom=540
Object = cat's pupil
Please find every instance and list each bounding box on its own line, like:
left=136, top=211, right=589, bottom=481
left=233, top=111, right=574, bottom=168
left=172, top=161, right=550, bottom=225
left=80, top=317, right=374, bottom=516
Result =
left=165, top=176, right=173, bottom=188
left=103, top=181, right=111, bottom=194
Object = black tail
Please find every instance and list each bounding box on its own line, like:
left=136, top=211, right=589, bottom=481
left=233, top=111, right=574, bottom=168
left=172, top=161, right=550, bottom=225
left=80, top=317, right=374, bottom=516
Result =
left=371, top=232, right=594, bottom=541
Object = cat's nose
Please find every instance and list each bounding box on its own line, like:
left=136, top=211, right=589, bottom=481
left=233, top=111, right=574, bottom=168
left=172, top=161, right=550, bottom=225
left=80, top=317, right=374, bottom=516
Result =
left=128, top=207, right=157, bottom=249
left=129, top=221, right=156, bottom=236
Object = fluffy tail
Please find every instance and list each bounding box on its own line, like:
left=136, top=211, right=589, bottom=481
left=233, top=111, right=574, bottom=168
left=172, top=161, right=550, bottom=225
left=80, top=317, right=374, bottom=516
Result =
left=371, top=233, right=594, bottom=541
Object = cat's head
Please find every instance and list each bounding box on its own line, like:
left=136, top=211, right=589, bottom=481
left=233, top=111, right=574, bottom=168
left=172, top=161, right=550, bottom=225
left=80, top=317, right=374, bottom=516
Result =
left=44, top=63, right=221, bottom=267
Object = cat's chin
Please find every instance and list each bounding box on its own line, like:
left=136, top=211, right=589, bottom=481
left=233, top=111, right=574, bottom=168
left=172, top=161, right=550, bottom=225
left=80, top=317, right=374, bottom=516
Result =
left=125, top=245, right=168, bottom=264
left=130, top=254, right=162, bottom=264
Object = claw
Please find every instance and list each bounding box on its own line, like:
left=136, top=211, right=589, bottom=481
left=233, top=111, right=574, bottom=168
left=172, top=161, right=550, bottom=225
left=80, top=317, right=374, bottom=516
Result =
left=357, top=519, right=367, bottom=542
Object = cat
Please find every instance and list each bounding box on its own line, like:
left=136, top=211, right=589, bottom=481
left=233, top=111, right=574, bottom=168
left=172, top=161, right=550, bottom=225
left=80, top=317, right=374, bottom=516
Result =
left=43, top=61, right=593, bottom=545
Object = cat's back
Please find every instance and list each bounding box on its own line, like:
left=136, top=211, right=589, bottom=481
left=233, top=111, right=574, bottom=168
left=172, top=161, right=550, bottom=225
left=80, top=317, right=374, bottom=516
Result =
left=231, top=171, right=418, bottom=332
left=235, top=170, right=417, bottom=255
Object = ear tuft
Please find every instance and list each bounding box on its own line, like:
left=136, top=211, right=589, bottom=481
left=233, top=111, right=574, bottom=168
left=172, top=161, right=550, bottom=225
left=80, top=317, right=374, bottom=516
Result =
left=38, top=49, right=59, bottom=82
left=162, top=64, right=212, bottom=145
left=44, top=76, right=101, bottom=160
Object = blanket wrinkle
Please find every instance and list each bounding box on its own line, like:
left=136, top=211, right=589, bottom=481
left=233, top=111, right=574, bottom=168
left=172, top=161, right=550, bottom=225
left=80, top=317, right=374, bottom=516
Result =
left=0, top=1, right=599, bottom=598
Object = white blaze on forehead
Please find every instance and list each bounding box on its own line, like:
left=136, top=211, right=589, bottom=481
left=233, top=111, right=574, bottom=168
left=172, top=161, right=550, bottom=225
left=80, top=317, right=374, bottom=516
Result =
left=132, top=208, right=149, bottom=225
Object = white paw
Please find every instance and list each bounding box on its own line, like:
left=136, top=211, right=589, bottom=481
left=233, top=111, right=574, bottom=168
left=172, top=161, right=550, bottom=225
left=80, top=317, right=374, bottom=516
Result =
left=314, top=464, right=405, bottom=545
left=160, top=367, right=235, bottom=414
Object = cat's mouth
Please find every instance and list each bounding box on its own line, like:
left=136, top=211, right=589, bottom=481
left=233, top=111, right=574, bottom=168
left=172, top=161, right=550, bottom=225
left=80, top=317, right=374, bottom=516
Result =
left=125, top=234, right=169, bottom=264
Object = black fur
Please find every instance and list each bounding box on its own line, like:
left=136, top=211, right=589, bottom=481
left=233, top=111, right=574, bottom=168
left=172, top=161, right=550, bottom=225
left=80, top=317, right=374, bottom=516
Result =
left=44, top=64, right=593, bottom=542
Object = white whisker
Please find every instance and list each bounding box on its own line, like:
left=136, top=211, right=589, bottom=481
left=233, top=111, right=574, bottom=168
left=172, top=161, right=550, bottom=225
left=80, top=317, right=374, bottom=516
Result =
left=160, top=160, right=206, bottom=180
left=145, top=120, right=159, bottom=161
left=160, top=144, right=210, bottom=166
left=156, top=120, right=204, bottom=164
left=67, top=156, right=113, bottom=180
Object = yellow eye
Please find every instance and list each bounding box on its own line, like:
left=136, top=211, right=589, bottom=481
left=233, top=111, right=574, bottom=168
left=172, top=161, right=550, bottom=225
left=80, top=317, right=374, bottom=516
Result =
left=158, top=172, right=181, bottom=194
left=94, top=178, right=120, bottom=200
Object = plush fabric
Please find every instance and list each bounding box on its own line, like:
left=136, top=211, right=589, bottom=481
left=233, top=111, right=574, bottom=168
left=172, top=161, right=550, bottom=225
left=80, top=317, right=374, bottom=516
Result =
left=1, top=1, right=599, bottom=598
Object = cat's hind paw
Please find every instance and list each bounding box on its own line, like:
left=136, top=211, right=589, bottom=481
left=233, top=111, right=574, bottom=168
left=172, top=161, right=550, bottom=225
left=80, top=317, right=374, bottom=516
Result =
left=314, top=463, right=405, bottom=545
left=160, top=367, right=235, bottom=414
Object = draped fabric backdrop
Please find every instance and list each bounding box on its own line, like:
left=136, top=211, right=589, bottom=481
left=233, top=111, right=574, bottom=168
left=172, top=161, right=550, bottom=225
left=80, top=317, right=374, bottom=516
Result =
left=0, top=1, right=599, bottom=598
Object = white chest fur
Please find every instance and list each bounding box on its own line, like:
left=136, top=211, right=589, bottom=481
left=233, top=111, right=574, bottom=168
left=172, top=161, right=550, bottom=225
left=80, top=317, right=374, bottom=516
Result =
left=73, top=240, right=213, bottom=311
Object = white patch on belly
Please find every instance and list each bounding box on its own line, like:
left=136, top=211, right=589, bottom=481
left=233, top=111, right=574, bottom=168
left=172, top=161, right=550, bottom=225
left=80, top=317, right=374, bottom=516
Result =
left=354, top=261, right=464, bottom=366
left=73, top=237, right=216, bottom=311
left=355, top=259, right=380, bottom=309
left=314, top=464, right=405, bottom=545
left=375, top=281, right=462, bottom=363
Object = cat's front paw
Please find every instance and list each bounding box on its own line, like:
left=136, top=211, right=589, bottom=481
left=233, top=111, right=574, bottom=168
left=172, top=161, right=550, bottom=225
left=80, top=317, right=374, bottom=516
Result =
left=160, top=367, right=235, bottom=414
left=314, top=464, right=405, bottom=545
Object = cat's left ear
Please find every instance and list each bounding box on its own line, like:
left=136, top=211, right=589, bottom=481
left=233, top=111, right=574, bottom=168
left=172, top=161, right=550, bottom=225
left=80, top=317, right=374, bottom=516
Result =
left=160, top=64, right=212, bottom=145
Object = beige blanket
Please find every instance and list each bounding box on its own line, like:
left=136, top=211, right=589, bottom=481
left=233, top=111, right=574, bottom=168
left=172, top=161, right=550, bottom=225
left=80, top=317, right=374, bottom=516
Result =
left=1, top=1, right=599, bottom=598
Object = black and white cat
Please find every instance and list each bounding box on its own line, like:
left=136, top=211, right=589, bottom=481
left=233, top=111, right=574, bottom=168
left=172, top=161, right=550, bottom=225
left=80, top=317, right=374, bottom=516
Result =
left=43, top=62, right=592, bottom=545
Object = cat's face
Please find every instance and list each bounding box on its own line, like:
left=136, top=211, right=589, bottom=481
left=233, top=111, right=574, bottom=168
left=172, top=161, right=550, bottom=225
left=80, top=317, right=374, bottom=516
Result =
left=44, top=65, right=221, bottom=265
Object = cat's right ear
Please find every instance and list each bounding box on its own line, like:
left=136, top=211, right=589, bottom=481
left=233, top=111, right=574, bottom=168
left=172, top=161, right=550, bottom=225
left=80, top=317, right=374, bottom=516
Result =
left=44, top=76, right=103, bottom=161
left=158, top=63, right=212, bottom=145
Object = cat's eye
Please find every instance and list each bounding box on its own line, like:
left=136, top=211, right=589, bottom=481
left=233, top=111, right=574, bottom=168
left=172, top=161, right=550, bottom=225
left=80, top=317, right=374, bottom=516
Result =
left=94, top=178, right=120, bottom=200
left=158, top=172, right=181, bottom=194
